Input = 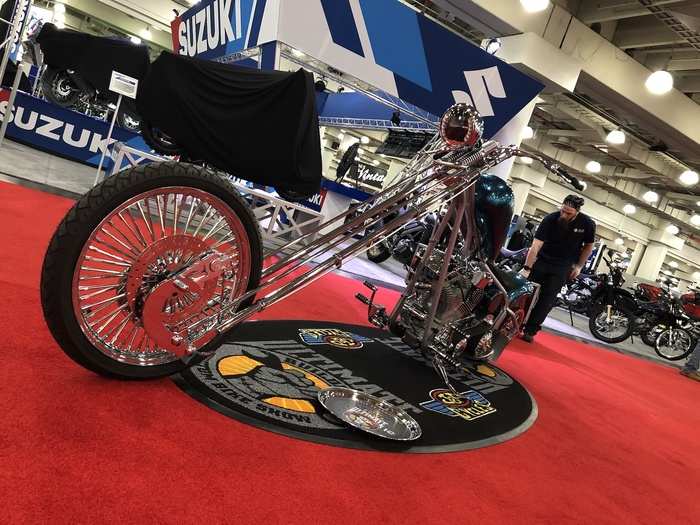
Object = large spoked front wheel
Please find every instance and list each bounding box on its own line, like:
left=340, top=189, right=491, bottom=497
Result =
left=588, top=303, right=634, bottom=344
left=654, top=328, right=695, bottom=361
left=40, top=162, right=262, bottom=379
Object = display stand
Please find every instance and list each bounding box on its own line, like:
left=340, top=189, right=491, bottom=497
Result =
left=108, top=143, right=324, bottom=245
left=0, top=0, right=33, bottom=151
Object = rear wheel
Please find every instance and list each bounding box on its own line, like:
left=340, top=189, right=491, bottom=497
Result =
left=40, top=162, right=262, bottom=379
left=655, top=328, right=695, bottom=361
left=588, top=303, right=634, bottom=343
left=41, top=67, right=80, bottom=107
left=366, top=240, right=392, bottom=263
left=141, top=121, right=184, bottom=156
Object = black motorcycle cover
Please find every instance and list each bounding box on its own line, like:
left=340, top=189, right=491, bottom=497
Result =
left=36, top=23, right=150, bottom=93
left=136, top=52, right=322, bottom=198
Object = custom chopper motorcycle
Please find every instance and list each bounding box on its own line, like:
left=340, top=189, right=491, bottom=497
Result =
left=40, top=65, right=585, bottom=395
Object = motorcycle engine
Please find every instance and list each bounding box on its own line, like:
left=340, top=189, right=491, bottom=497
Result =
left=396, top=246, right=490, bottom=348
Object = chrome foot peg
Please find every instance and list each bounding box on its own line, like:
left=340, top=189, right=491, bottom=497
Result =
left=355, top=281, right=389, bottom=328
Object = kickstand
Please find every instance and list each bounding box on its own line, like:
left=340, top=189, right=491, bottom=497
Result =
left=568, top=305, right=574, bottom=326
left=431, top=357, right=460, bottom=396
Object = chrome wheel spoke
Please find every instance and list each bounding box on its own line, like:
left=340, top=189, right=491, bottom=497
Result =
left=72, top=186, right=252, bottom=368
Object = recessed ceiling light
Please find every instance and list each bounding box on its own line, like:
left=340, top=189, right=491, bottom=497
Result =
left=521, top=125, right=534, bottom=140
left=642, top=190, right=659, bottom=203
left=645, top=70, right=673, bottom=95
left=679, top=170, right=699, bottom=186
left=360, top=136, right=370, bottom=144
left=666, top=224, right=679, bottom=235
left=585, top=160, right=601, bottom=173
left=622, top=204, right=636, bottom=215
left=606, top=129, right=626, bottom=145
left=691, top=214, right=700, bottom=226
left=614, top=237, right=625, bottom=246
left=669, top=261, right=679, bottom=268
left=520, top=0, right=550, bottom=13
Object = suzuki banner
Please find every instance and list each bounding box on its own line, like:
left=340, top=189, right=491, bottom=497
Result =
left=172, top=0, right=543, bottom=139
left=171, top=0, right=277, bottom=60
left=0, top=89, right=149, bottom=169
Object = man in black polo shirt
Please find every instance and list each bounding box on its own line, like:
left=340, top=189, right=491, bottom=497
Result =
left=520, top=194, right=596, bottom=342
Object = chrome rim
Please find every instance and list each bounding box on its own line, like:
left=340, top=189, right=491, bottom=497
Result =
left=121, top=112, right=140, bottom=131
left=71, top=187, right=252, bottom=366
left=593, top=308, right=630, bottom=339
left=52, top=73, right=75, bottom=102
left=656, top=329, right=691, bottom=358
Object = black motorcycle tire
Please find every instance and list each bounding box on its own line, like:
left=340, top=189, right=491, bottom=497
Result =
left=654, top=329, right=696, bottom=361
left=41, top=67, right=80, bottom=107
left=40, top=162, right=263, bottom=379
left=366, top=241, right=392, bottom=263
left=641, top=325, right=662, bottom=347
left=116, top=102, right=141, bottom=132
left=588, top=303, right=635, bottom=343
left=141, top=121, right=184, bottom=156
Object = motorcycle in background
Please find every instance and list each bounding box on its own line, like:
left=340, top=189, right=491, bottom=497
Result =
left=652, top=291, right=700, bottom=361
left=555, top=273, right=600, bottom=315
left=24, top=23, right=145, bottom=132
left=587, top=250, right=637, bottom=343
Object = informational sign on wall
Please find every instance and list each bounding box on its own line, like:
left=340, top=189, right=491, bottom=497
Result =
left=0, top=89, right=149, bottom=169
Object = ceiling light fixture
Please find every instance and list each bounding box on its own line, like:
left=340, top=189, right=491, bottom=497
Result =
left=645, top=70, right=673, bottom=95
left=520, top=157, right=534, bottom=165
left=642, top=190, right=659, bottom=203
left=521, top=125, right=534, bottom=140
left=579, top=181, right=588, bottom=191
left=614, top=237, right=625, bottom=246
left=360, top=136, right=370, bottom=144
left=484, top=38, right=502, bottom=55
left=691, top=214, right=700, bottom=227
left=585, top=160, right=601, bottom=173
left=679, top=170, right=699, bottom=186
left=605, top=129, right=626, bottom=145
left=669, top=261, right=679, bottom=269
left=665, top=224, right=679, bottom=235
left=129, top=36, right=142, bottom=45
left=693, top=271, right=700, bottom=281
left=520, top=0, right=550, bottom=13
left=622, top=204, right=636, bottom=215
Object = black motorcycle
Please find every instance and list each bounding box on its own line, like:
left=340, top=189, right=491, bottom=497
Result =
left=25, top=23, right=145, bottom=132
left=587, top=251, right=636, bottom=344
left=555, top=273, right=600, bottom=315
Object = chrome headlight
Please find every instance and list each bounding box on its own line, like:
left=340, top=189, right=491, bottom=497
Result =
left=439, top=103, right=484, bottom=150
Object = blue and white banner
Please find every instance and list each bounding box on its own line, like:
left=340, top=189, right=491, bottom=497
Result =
left=171, top=0, right=276, bottom=60
left=170, top=0, right=543, bottom=139
left=278, top=0, right=544, bottom=139
left=8, top=0, right=32, bottom=62
left=0, top=89, right=150, bottom=169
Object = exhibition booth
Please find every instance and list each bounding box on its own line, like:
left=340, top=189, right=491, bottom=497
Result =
left=0, top=1, right=698, bottom=523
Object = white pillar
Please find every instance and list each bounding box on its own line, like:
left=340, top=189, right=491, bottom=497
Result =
left=510, top=179, right=532, bottom=216
left=489, top=100, right=537, bottom=181
left=635, top=242, right=668, bottom=281
left=627, top=242, right=646, bottom=276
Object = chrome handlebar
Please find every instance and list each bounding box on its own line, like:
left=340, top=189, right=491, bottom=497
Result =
left=433, top=141, right=585, bottom=192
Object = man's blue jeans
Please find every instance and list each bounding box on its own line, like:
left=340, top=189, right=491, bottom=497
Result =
left=682, top=339, right=700, bottom=372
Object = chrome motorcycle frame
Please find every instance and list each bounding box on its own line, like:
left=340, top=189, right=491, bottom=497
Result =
left=172, top=127, right=579, bottom=373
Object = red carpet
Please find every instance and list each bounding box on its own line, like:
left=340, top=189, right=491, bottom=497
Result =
left=0, top=180, right=698, bottom=524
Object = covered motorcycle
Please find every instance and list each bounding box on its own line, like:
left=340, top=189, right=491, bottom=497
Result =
left=31, top=23, right=148, bottom=130
left=136, top=52, right=322, bottom=200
